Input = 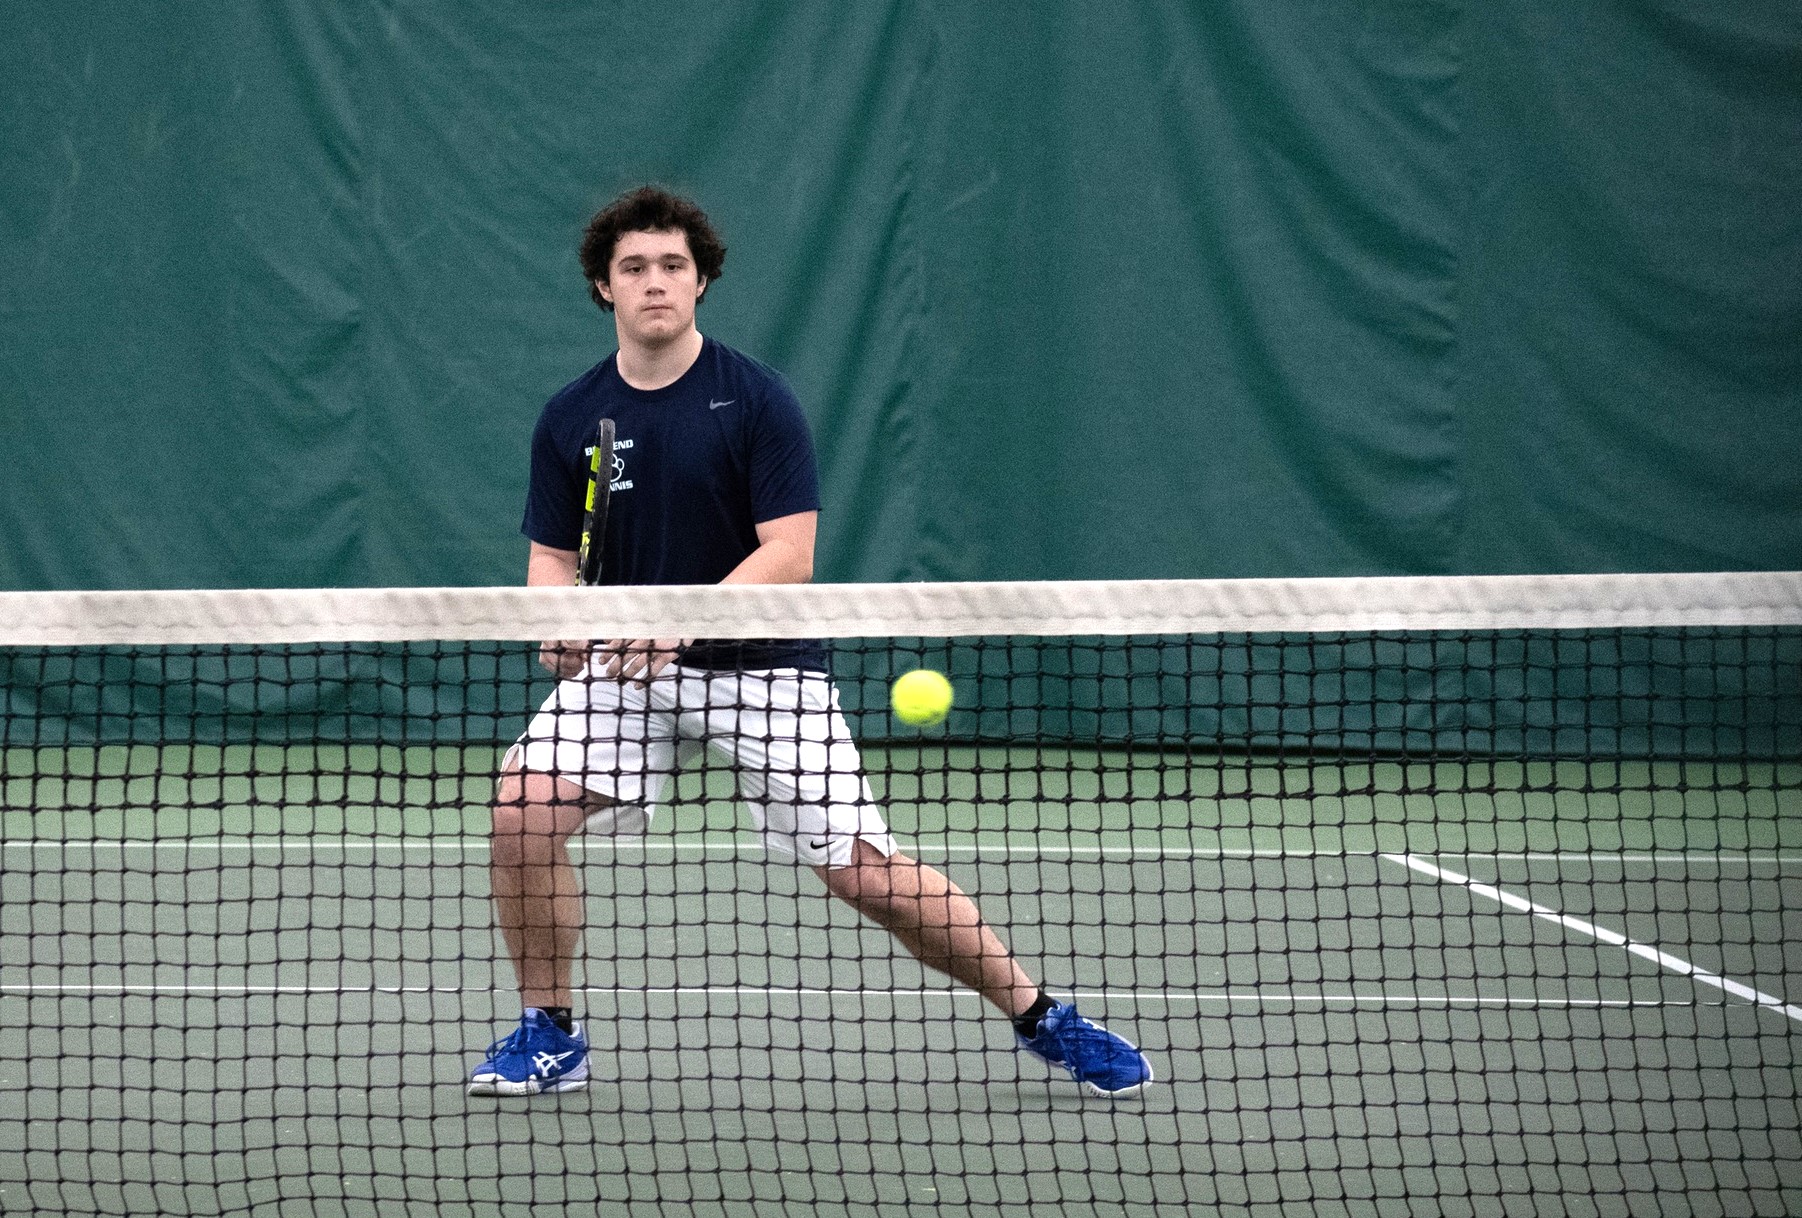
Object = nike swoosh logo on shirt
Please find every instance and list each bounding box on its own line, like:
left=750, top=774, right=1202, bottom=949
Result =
left=709, top=399, right=735, bottom=410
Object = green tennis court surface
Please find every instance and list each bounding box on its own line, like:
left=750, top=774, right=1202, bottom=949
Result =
left=3, top=746, right=1799, bottom=1217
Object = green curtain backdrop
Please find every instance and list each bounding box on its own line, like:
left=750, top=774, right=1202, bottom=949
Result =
left=2, top=2, right=1799, bottom=591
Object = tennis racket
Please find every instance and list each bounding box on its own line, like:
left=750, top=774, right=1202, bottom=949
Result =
left=576, top=416, right=615, bottom=586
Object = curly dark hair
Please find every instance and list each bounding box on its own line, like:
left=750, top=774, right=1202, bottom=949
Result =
left=578, top=186, right=727, bottom=312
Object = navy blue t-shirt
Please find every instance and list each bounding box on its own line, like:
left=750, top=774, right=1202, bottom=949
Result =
left=522, top=337, right=827, bottom=671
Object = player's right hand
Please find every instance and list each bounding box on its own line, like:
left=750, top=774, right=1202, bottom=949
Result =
left=597, top=637, right=691, bottom=687
left=538, top=639, right=593, bottom=679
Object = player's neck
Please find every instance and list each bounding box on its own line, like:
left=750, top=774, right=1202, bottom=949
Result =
left=614, top=328, right=704, bottom=391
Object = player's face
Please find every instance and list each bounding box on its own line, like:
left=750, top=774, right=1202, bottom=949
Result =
left=597, top=229, right=706, bottom=347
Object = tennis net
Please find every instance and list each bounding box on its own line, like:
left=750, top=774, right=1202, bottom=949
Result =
left=1, top=573, right=1799, bottom=1218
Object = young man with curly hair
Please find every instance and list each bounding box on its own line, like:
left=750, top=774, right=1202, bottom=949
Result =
left=468, top=185, right=1152, bottom=1100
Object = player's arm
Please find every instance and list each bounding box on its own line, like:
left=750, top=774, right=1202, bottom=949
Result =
left=528, top=541, right=589, bottom=678
left=601, top=512, right=818, bottom=685
left=529, top=540, right=579, bottom=586
left=722, top=510, right=816, bottom=586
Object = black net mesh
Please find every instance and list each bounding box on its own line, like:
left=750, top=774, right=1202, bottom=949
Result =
left=1, top=578, right=1798, bottom=1217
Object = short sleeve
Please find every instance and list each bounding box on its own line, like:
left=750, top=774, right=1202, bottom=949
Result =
left=521, top=408, right=583, bottom=550
left=748, top=376, right=822, bottom=523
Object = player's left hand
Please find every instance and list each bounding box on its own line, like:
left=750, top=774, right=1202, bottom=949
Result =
left=598, top=638, right=691, bottom=686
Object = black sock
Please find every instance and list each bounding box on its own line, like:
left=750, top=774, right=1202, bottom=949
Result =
left=1011, top=993, right=1058, bottom=1039
left=538, top=1006, right=575, bottom=1034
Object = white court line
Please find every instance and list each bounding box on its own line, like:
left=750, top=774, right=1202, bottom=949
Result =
left=0, top=982, right=1709, bottom=1009
left=7, top=839, right=1802, bottom=865
left=1381, top=852, right=1802, bottom=1027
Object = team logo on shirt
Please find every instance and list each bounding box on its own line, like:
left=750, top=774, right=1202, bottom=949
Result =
left=610, top=438, right=632, bottom=491
left=587, top=437, right=633, bottom=491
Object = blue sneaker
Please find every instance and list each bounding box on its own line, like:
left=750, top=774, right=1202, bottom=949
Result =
left=1017, top=1002, right=1153, bottom=1098
left=468, top=1009, right=590, bottom=1096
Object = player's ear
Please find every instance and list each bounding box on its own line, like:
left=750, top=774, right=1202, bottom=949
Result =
left=696, top=276, right=707, bottom=302
left=595, top=277, right=613, bottom=305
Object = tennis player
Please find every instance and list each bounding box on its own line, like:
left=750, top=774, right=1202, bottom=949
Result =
left=469, top=186, right=1152, bottom=1100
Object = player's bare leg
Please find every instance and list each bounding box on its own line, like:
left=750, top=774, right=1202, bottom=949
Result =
left=815, top=837, right=1154, bottom=1097
left=469, top=766, right=596, bottom=1095
left=815, top=839, right=1040, bottom=1018
left=489, top=766, right=593, bottom=1008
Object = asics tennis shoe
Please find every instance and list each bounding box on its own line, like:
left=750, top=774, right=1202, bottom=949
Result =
left=468, top=1009, right=590, bottom=1096
left=1017, top=1002, right=1153, bottom=1098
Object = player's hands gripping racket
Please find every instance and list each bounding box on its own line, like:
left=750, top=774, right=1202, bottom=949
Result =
left=540, top=417, right=614, bottom=679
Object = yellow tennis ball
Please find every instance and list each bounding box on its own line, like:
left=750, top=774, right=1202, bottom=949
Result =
left=891, top=669, right=954, bottom=726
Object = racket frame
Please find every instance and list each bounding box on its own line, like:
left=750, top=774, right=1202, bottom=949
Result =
left=576, top=417, right=616, bottom=587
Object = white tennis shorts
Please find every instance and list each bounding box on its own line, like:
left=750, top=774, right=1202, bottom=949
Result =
left=506, top=665, right=896, bottom=868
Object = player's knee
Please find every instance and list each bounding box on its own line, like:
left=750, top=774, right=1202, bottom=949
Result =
left=821, top=858, right=881, bottom=905
left=821, top=849, right=920, bottom=924
left=489, top=772, right=583, bottom=860
left=489, top=798, right=529, bottom=838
